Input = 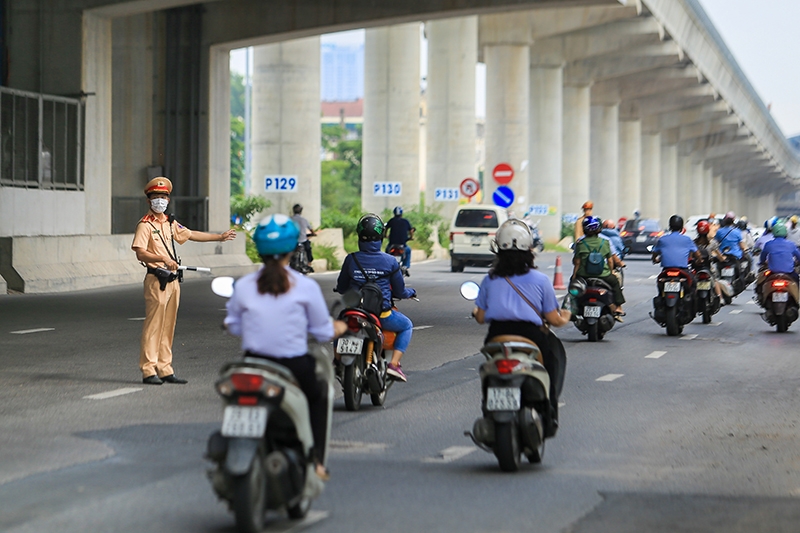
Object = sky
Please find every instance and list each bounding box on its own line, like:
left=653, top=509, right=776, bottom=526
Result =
left=230, top=1, right=800, bottom=136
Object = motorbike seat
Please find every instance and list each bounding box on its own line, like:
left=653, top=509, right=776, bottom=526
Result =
left=221, top=357, right=301, bottom=387
left=486, top=335, right=543, bottom=363
left=481, top=340, right=543, bottom=362
left=583, top=277, right=613, bottom=291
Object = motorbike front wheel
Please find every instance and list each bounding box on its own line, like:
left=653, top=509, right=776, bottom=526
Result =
left=343, top=356, right=364, bottom=411
left=665, top=306, right=681, bottom=336
left=288, top=496, right=311, bottom=519
left=231, top=452, right=267, bottom=533
left=587, top=322, right=599, bottom=342
left=494, top=422, right=521, bottom=472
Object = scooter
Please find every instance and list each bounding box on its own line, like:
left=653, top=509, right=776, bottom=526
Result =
left=717, top=249, right=746, bottom=301
left=692, top=252, right=721, bottom=324
left=289, top=243, right=311, bottom=274
left=567, top=277, right=616, bottom=342
left=650, top=262, right=697, bottom=336
left=757, top=271, right=800, bottom=333
left=206, top=277, right=332, bottom=533
left=460, top=281, right=556, bottom=472
left=386, top=243, right=410, bottom=277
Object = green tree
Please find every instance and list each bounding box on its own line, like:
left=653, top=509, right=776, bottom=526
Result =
left=230, top=73, right=246, bottom=196
left=321, top=124, right=362, bottom=213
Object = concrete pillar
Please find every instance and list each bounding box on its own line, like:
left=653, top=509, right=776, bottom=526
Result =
left=702, top=167, right=714, bottom=215
left=363, top=24, right=420, bottom=214
left=720, top=179, right=731, bottom=214
left=562, top=85, right=591, bottom=219
left=659, top=143, right=677, bottom=222
left=485, top=44, right=529, bottom=212
left=83, top=13, right=113, bottom=235
left=676, top=155, right=692, bottom=219
left=529, top=65, right=563, bottom=242
left=590, top=104, right=619, bottom=221
left=426, top=17, right=477, bottom=221
left=641, top=133, right=661, bottom=221
left=618, top=120, right=641, bottom=222
left=711, top=173, right=724, bottom=216
left=251, top=37, right=321, bottom=225
left=208, top=45, right=232, bottom=231
left=690, top=161, right=705, bottom=216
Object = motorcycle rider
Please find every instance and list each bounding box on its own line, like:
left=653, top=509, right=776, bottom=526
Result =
left=291, top=204, right=317, bottom=273
left=755, top=217, right=779, bottom=260
left=693, top=219, right=724, bottom=300
left=652, top=215, right=702, bottom=288
left=571, top=216, right=626, bottom=321
left=385, top=206, right=415, bottom=275
left=759, top=222, right=800, bottom=282
left=601, top=219, right=626, bottom=267
left=788, top=215, right=800, bottom=247
left=714, top=211, right=747, bottom=286
left=336, top=214, right=416, bottom=382
left=574, top=201, right=593, bottom=241
left=470, top=219, right=571, bottom=436
left=224, top=214, right=348, bottom=480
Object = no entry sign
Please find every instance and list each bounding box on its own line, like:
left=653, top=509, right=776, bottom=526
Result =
left=459, top=177, right=480, bottom=198
left=492, top=163, right=514, bottom=185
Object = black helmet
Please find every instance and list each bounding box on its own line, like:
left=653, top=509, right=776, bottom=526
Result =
left=668, top=214, right=684, bottom=232
left=292, top=204, right=303, bottom=215
left=356, top=214, right=384, bottom=242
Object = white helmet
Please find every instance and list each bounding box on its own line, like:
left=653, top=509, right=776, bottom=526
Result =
left=494, top=219, right=533, bottom=252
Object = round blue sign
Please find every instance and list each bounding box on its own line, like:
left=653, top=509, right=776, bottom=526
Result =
left=492, top=186, right=515, bottom=208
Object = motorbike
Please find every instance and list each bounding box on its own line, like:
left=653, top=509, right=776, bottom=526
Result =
left=460, top=281, right=557, bottom=472
left=567, top=277, right=616, bottom=342
left=524, top=219, right=545, bottom=253
left=386, top=243, right=410, bottom=277
left=757, top=271, right=799, bottom=332
left=650, top=262, right=697, bottom=336
left=206, top=276, right=332, bottom=533
left=692, top=252, right=721, bottom=324
left=289, top=243, right=311, bottom=275
left=716, top=249, right=747, bottom=302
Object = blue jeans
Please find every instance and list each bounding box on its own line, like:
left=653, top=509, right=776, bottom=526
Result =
left=380, top=309, right=413, bottom=353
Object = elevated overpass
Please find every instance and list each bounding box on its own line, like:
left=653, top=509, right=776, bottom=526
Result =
left=0, top=0, right=797, bottom=292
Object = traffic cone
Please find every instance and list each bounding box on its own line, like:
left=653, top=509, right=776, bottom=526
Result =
left=553, top=255, right=567, bottom=290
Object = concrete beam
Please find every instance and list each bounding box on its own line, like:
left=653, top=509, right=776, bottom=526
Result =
left=565, top=41, right=683, bottom=85
left=591, top=67, right=700, bottom=106
left=620, top=86, right=715, bottom=121
left=641, top=101, right=729, bottom=133
left=698, top=141, right=760, bottom=163
left=670, top=116, right=741, bottom=143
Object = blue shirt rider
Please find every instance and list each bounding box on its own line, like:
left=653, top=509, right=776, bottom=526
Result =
left=385, top=206, right=415, bottom=271
left=714, top=213, right=744, bottom=259
left=336, top=213, right=416, bottom=382
left=760, top=223, right=800, bottom=281
left=652, top=215, right=702, bottom=288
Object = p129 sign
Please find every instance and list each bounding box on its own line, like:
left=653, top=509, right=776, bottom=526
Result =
left=373, top=182, right=402, bottom=196
left=434, top=188, right=460, bottom=201
left=264, top=175, right=298, bottom=192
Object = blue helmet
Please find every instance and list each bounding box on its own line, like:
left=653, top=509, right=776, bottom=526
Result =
left=766, top=216, right=780, bottom=231
left=252, top=214, right=300, bottom=256
left=393, top=206, right=403, bottom=217
left=582, top=215, right=602, bottom=234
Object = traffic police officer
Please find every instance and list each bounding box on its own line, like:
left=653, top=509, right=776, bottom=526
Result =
left=131, top=177, right=237, bottom=385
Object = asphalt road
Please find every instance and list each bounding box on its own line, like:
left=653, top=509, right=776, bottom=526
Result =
left=2, top=253, right=800, bottom=532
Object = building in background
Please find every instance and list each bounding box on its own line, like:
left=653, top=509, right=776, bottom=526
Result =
left=321, top=42, right=365, bottom=102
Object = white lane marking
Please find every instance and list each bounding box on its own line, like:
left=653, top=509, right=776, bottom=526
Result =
left=266, top=511, right=329, bottom=532
left=681, top=334, right=698, bottom=340
left=423, top=446, right=476, bottom=463
left=83, top=388, right=143, bottom=400
left=558, top=402, right=566, bottom=407
left=746, top=300, right=756, bottom=305
left=412, top=325, right=433, bottom=331
left=729, top=309, right=743, bottom=315
left=708, top=322, right=722, bottom=326
left=596, top=374, right=624, bottom=382
left=645, top=351, right=667, bottom=359
left=547, top=265, right=555, bottom=269
left=329, top=441, right=389, bottom=452
left=10, top=328, right=55, bottom=335
left=127, top=317, right=146, bottom=321
left=648, top=274, right=658, bottom=280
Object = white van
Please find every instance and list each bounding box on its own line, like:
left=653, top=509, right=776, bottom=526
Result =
left=448, top=205, right=508, bottom=272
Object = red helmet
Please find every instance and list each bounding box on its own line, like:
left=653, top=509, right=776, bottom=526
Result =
left=696, top=220, right=710, bottom=235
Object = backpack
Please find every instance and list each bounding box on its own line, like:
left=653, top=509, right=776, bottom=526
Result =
left=350, top=253, right=385, bottom=316
left=583, top=240, right=605, bottom=277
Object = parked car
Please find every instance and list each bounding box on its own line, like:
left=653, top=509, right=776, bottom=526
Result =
left=620, top=218, right=663, bottom=254
left=448, top=205, right=509, bottom=272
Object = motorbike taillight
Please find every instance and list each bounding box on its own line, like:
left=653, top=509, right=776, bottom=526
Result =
left=696, top=272, right=710, bottom=280
left=495, top=359, right=521, bottom=374
left=666, top=270, right=681, bottom=277
left=231, top=373, right=264, bottom=392
left=346, top=316, right=361, bottom=331
left=772, top=280, right=788, bottom=288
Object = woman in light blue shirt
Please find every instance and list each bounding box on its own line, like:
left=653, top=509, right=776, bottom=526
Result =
left=471, top=219, right=571, bottom=437
left=225, top=214, right=346, bottom=479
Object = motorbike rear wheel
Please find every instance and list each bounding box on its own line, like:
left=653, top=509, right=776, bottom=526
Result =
left=665, top=307, right=681, bottom=336
left=288, top=496, right=311, bottom=519
left=776, top=314, right=788, bottom=333
left=370, top=388, right=386, bottom=406
left=231, top=452, right=267, bottom=533
left=702, top=301, right=712, bottom=324
left=587, top=322, right=599, bottom=342
left=494, top=422, right=521, bottom=472
left=343, top=356, right=364, bottom=411
left=526, top=435, right=545, bottom=464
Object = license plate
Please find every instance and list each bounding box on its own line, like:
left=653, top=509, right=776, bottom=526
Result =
left=336, top=337, right=364, bottom=355
left=664, top=282, right=681, bottom=292
left=697, top=281, right=711, bottom=291
left=583, top=305, right=602, bottom=318
left=721, top=267, right=734, bottom=276
left=471, top=235, right=484, bottom=245
left=773, top=292, right=789, bottom=302
left=636, top=235, right=647, bottom=242
left=486, top=387, right=521, bottom=411
left=221, top=406, right=267, bottom=438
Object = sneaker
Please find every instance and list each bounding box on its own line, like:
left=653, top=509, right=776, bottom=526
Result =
left=386, top=363, right=407, bottom=382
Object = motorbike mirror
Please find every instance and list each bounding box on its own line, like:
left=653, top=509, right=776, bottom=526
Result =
left=460, top=281, right=480, bottom=301
left=342, top=289, right=362, bottom=308
left=211, top=276, right=235, bottom=298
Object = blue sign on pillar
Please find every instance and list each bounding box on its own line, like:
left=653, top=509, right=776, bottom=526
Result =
left=492, top=186, right=515, bottom=208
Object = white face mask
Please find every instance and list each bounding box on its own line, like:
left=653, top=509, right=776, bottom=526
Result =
left=150, top=198, right=169, bottom=214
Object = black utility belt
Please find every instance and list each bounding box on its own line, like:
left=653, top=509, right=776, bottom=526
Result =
left=147, top=267, right=182, bottom=290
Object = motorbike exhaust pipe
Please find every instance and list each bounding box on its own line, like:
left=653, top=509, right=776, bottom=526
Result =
left=365, top=364, right=385, bottom=392
left=472, top=417, right=495, bottom=445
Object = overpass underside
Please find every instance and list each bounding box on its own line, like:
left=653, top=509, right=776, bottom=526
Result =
left=0, top=0, right=797, bottom=292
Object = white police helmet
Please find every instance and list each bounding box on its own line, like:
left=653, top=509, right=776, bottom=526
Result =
left=494, top=219, right=534, bottom=252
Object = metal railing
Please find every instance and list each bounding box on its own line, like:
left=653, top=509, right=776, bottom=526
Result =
left=112, top=196, right=209, bottom=234
left=0, top=87, right=84, bottom=190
